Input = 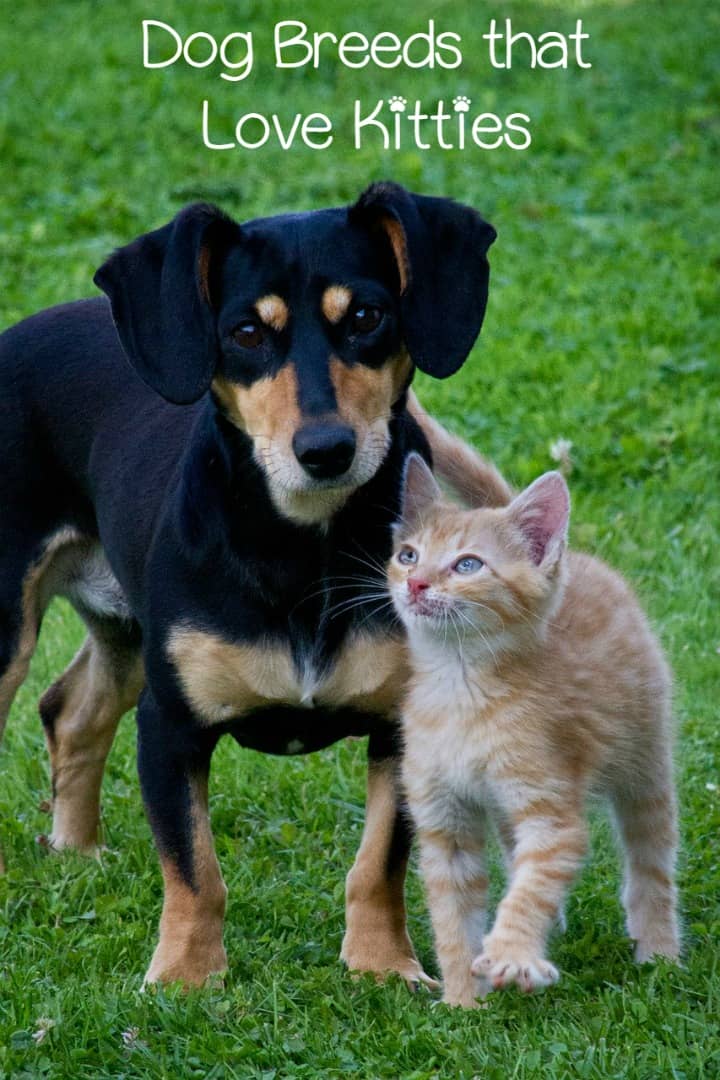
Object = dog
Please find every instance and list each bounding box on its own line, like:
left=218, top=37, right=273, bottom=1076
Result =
left=0, top=182, right=496, bottom=987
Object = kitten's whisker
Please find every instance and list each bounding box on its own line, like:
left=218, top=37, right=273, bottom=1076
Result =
left=310, top=580, right=382, bottom=598
left=289, top=575, right=387, bottom=616
left=339, top=546, right=388, bottom=577
left=325, top=593, right=392, bottom=620
left=454, top=607, right=478, bottom=636
left=459, top=599, right=505, bottom=626
left=479, top=630, right=500, bottom=667
left=512, top=598, right=564, bottom=632
left=327, top=575, right=385, bottom=585
left=461, top=595, right=561, bottom=635
left=449, top=610, right=465, bottom=658
left=341, top=554, right=388, bottom=579
left=325, top=592, right=391, bottom=616
left=355, top=598, right=396, bottom=632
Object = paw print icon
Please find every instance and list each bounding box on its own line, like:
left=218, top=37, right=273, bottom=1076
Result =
left=388, top=96, right=408, bottom=113
left=453, top=96, right=472, bottom=113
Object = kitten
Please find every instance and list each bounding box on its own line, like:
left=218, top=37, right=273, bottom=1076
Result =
left=388, top=453, right=680, bottom=1007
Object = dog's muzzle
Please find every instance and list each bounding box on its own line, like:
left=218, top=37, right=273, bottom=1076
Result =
left=292, top=422, right=356, bottom=480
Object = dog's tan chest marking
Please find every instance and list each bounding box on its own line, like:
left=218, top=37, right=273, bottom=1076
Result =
left=167, top=626, right=408, bottom=725
left=319, top=631, right=408, bottom=715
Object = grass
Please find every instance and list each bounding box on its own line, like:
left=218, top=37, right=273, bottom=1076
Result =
left=1, top=0, right=719, bottom=1076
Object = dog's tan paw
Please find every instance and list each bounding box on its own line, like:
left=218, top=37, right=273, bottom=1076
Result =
left=143, top=944, right=228, bottom=991
left=341, top=936, right=439, bottom=991
left=37, top=831, right=102, bottom=858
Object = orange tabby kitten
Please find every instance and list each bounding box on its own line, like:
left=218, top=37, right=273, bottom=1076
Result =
left=389, top=454, right=679, bottom=1007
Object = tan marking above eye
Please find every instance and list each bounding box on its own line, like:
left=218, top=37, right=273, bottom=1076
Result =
left=255, top=294, right=289, bottom=333
left=321, top=285, right=353, bottom=325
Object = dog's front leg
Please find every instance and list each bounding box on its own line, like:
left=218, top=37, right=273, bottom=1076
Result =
left=137, top=690, right=228, bottom=988
left=341, top=730, right=438, bottom=989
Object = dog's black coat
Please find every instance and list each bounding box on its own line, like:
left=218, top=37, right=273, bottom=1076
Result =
left=0, top=183, right=495, bottom=972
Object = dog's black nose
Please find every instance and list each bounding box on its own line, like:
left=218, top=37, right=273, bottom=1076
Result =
left=293, top=423, right=356, bottom=479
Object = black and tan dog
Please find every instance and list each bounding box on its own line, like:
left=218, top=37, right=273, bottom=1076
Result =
left=0, top=182, right=496, bottom=987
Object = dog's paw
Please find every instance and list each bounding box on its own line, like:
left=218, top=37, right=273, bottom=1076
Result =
left=348, top=957, right=440, bottom=993
left=37, top=831, right=102, bottom=858
left=471, top=938, right=559, bottom=993
left=341, top=935, right=439, bottom=992
left=143, top=942, right=228, bottom=990
left=402, top=959, right=441, bottom=993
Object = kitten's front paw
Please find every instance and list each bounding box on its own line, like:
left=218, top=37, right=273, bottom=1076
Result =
left=440, top=974, right=487, bottom=1009
left=442, top=988, right=487, bottom=1009
left=471, top=937, right=559, bottom=993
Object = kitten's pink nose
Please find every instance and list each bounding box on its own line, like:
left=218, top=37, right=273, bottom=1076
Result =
left=407, top=577, right=430, bottom=599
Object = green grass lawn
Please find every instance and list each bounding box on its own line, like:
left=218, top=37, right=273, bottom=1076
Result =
left=1, top=0, right=719, bottom=1076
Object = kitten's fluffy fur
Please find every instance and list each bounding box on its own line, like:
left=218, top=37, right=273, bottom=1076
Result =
left=389, top=453, right=679, bottom=1007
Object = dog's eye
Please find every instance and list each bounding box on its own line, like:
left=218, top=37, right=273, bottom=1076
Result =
left=397, top=546, right=418, bottom=566
left=453, top=556, right=484, bottom=575
left=233, top=321, right=264, bottom=349
left=352, top=305, right=383, bottom=335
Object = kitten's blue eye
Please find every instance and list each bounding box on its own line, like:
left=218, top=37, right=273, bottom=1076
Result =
left=454, top=556, right=484, bottom=574
left=397, top=547, right=418, bottom=566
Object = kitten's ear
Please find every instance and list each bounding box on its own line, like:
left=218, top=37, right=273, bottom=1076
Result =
left=508, top=471, right=570, bottom=567
left=399, top=452, right=442, bottom=532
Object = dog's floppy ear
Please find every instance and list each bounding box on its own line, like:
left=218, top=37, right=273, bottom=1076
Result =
left=350, top=182, right=496, bottom=379
left=94, top=203, right=237, bottom=405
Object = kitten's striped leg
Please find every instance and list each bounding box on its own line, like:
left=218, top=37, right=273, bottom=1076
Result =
left=612, top=776, right=680, bottom=963
left=494, top=809, right=571, bottom=929
left=472, top=805, right=587, bottom=993
left=494, top=811, right=515, bottom=875
left=418, top=825, right=488, bottom=1008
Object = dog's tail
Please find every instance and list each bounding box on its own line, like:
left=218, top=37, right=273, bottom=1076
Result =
left=407, top=391, right=513, bottom=508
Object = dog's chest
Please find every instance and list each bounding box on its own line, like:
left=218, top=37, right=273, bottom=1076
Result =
left=167, top=624, right=408, bottom=725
